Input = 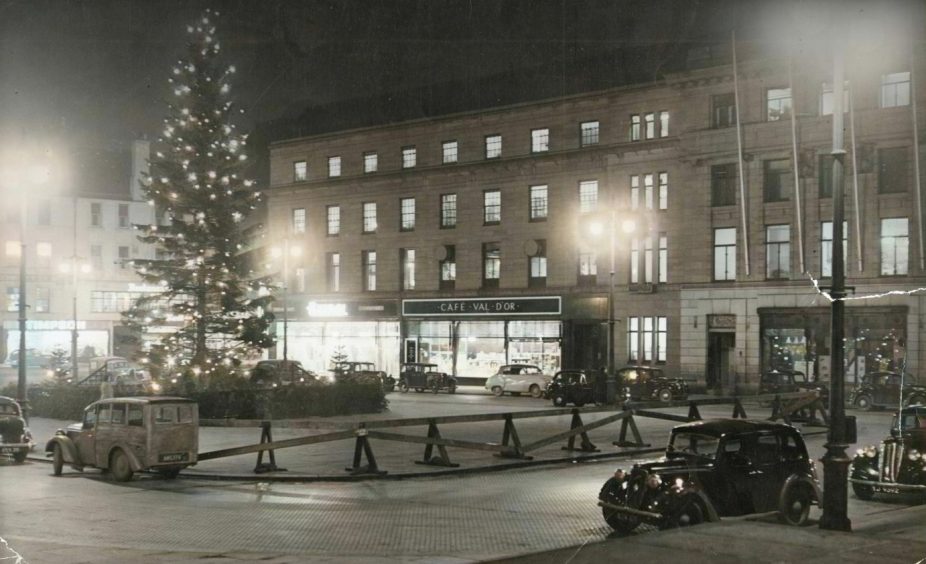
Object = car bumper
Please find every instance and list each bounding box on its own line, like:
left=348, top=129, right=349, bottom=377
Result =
left=849, top=478, right=926, bottom=493
left=597, top=499, right=663, bottom=520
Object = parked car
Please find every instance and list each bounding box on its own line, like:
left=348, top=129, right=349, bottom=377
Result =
left=760, top=368, right=829, bottom=403
left=617, top=365, right=689, bottom=403
left=849, top=372, right=926, bottom=411
left=485, top=364, right=551, bottom=398
left=7, top=349, right=49, bottom=369
left=45, top=397, right=198, bottom=481
left=598, top=419, right=820, bottom=532
left=545, top=369, right=601, bottom=407
left=398, top=362, right=457, bottom=394
left=249, top=359, right=317, bottom=387
left=70, top=356, right=160, bottom=393
left=332, top=361, right=395, bottom=391
left=851, top=404, right=926, bottom=500
left=0, top=396, right=33, bottom=463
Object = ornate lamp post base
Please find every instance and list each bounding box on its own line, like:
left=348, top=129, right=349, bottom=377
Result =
left=819, top=441, right=852, bottom=531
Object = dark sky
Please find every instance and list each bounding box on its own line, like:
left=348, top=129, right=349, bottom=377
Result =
left=0, top=0, right=922, bottom=186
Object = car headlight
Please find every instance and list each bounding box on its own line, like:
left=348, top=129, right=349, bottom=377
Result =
left=674, top=478, right=685, bottom=490
left=646, top=474, right=662, bottom=489
left=150, top=382, right=161, bottom=392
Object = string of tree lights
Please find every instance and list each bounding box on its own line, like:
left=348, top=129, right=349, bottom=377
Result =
left=122, top=9, right=274, bottom=386
left=808, top=274, right=926, bottom=303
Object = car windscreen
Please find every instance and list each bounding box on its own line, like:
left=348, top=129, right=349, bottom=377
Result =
left=0, top=403, right=19, bottom=415
left=668, top=432, right=721, bottom=459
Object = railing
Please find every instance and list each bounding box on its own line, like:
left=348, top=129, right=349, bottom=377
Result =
left=196, top=391, right=827, bottom=477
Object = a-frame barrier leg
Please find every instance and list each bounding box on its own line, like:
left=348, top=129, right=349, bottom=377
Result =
left=613, top=413, right=650, bottom=448
left=688, top=402, right=703, bottom=421
left=732, top=398, right=748, bottom=419
left=345, top=424, right=387, bottom=475
left=561, top=410, right=599, bottom=453
left=254, top=421, right=287, bottom=473
left=415, top=419, right=460, bottom=467
left=496, top=414, right=532, bottom=459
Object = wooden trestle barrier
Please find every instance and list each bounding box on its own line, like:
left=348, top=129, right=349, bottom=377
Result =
left=195, top=391, right=826, bottom=476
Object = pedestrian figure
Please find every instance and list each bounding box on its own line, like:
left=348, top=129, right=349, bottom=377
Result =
left=100, top=375, right=113, bottom=399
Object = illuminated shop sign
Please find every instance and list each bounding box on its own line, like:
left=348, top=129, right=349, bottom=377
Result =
left=307, top=301, right=349, bottom=318
left=2, top=320, right=87, bottom=331
left=304, top=300, right=397, bottom=319
left=402, top=296, right=561, bottom=317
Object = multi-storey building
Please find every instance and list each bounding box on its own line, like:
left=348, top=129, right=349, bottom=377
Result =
left=266, top=46, right=926, bottom=392
left=0, top=140, right=155, bottom=368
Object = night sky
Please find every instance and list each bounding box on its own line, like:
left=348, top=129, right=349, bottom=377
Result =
left=0, top=0, right=922, bottom=188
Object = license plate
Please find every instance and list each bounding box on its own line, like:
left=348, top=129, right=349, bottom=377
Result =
left=874, top=485, right=901, bottom=494
left=1, top=446, right=23, bottom=454
left=158, top=452, right=188, bottom=463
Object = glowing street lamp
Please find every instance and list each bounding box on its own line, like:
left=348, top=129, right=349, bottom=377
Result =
left=59, top=259, right=92, bottom=381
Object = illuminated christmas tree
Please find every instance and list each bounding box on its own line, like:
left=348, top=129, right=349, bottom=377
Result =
left=124, top=9, right=274, bottom=384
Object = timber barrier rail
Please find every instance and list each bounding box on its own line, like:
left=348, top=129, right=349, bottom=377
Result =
left=196, top=390, right=828, bottom=477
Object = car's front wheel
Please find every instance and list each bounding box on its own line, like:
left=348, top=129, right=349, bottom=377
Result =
left=529, top=384, right=542, bottom=398
left=448, top=382, right=456, bottom=394
left=852, top=482, right=875, bottom=501
left=661, top=495, right=708, bottom=529
left=855, top=394, right=873, bottom=411
left=657, top=388, right=673, bottom=403
left=110, top=449, right=134, bottom=482
left=905, top=394, right=926, bottom=407
left=779, top=482, right=813, bottom=526
left=552, top=394, right=566, bottom=407
left=52, top=444, right=64, bottom=476
left=399, top=381, right=409, bottom=393
left=492, top=386, right=504, bottom=397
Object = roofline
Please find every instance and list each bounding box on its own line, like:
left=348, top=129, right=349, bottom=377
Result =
left=268, top=77, right=672, bottom=149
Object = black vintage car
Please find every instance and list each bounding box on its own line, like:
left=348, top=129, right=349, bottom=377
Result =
left=848, top=372, right=926, bottom=411
left=249, top=359, right=317, bottom=387
left=759, top=369, right=830, bottom=406
left=398, top=363, right=456, bottom=394
left=545, top=369, right=602, bottom=407
left=618, top=365, right=689, bottom=403
left=598, top=419, right=820, bottom=532
left=332, top=361, right=396, bottom=391
left=851, top=405, right=926, bottom=500
left=0, top=396, right=33, bottom=463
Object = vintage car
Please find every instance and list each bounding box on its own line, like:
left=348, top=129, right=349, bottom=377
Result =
left=850, top=405, right=926, bottom=500
left=618, top=365, right=689, bottom=403
left=332, top=360, right=396, bottom=391
left=71, top=356, right=160, bottom=393
left=398, top=362, right=456, bottom=394
left=849, top=372, right=926, bottom=411
left=45, top=397, right=198, bottom=481
left=485, top=364, right=551, bottom=398
left=598, top=419, right=820, bottom=532
left=545, top=369, right=603, bottom=407
left=249, top=359, right=317, bottom=387
left=0, top=396, right=33, bottom=463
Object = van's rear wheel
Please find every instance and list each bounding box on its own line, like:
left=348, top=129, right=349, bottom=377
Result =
left=779, top=483, right=812, bottom=526
left=110, top=449, right=134, bottom=482
left=52, top=444, right=63, bottom=476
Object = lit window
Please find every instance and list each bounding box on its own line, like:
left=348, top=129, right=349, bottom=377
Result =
left=328, top=156, right=341, bottom=178
left=658, top=172, right=668, bottom=210
left=483, top=242, right=501, bottom=287
left=880, top=218, right=909, bottom=275
left=627, top=317, right=639, bottom=362
left=764, top=159, right=793, bottom=202
left=485, top=135, right=502, bottom=159
left=630, top=115, right=641, bottom=141
left=821, top=221, right=847, bottom=278
left=820, top=81, right=849, bottom=115
left=644, top=113, right=656, bottom=139
left=362, top=202, right=377, bottom=233
left=579, top=180, right=598, bottom=213
left=36, top=242, right=52, bottom=257
left=327, top=252, right=340, bottom=292
left=531, top=128, right=549, bottom=153
left=34, top=287, right=49, bottom=313
left=441, top=194, right=457, bottom=228
left=442, top=141, right=458, bottom=164
left=402, top=146, right=417, bottom=169
left=714, top=228, right=736, bottom=281
left=578, top=247, right=597, bottom=283
left=363, top=152, right=378, bottom=173
left=326, top=205, right=340, bottom=236
left=292, top=208, right=306, bottom=234
left=880, top=72, right=910, bottom=108
left=440, top=245, right=456, bottom=290
left=529, top=185, right=548, bottom=221
left=658, top=234, right=667, bottom=283
left=5, top=241, right=20, bottom=257
left=402, top=248, right=416, bottom=290
left=529, top=240, right=547, bottom=288
left=644, top=236, right=654, bottom=283
left=363, top=251, right=376, bottom=291
left=580, top=121, right=599, bottom=146
left=6, top=287, right=20, bottom=312
left=644, top=174, right=654, bottom=209
left=484, top=190, right=501, bottom=224
left=766, top=224, right=791, bottom=279
left=400, top=198, right=415, bottom=231
left=294, top=161, right=307, bottom=181
left=630, top=175, right=640, bottom=210
left=712, top=93, right=736, bottom=128
left=630, top=238, right=640, bottom=284
left=766, top=87, right=792, bottom=121
left=659, top=111, right=669, bottom=137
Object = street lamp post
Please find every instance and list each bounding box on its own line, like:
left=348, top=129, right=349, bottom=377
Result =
left=272, top=239, right=301, bottom=361
left=17, top=192, right=27, bottom=415
left=820, top=43, right=852, bottom=532
left=60, top=257, right=91, bottom=382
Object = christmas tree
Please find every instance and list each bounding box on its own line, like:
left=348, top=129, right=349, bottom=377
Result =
left=124, top=9, right=274, bottom=384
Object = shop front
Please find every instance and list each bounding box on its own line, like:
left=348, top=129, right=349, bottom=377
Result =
left=281, top=299, right=401, bottom=378
left=2, top=319, right=111, bottom=365
left=759, top=306, right=908, bottom=386
left=402, top=296, right=605, bottom=382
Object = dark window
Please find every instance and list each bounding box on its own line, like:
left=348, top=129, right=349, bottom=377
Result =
left=711, top=164, right=736, bottom=206
left=818, top=155, right=834, bottom=198
left=362, top=250, right=376, bottom=291
left=327, top=252, right=340, bottom=292
left=712, top=93, right=736, bottom=128
left=482, top=242, right=500, bottom=288
left=764, top=159, right=792, bottom=202
left=878, top=147, right=908, bottom=194
left=118, top=204, right=130, bottom=228
left=766, top=224, right=791, bottom=279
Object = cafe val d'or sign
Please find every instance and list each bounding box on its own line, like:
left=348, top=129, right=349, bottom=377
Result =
left=402, top=296, right=562, bottom=317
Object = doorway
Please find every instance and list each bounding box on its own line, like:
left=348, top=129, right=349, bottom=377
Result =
left=707, top=332, right=735, bottom=392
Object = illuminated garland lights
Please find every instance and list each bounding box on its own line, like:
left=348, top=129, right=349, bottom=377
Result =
left=807, top=273, right=926, bottom=303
